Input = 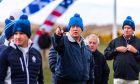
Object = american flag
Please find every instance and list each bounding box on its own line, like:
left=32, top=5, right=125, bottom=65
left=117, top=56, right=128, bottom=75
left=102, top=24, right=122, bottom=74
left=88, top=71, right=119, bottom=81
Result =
left=22, top=0, right=54, bottom=15
left=33, top=0, right=74, bottom=50
left=40, top=0, right=74, bottom=32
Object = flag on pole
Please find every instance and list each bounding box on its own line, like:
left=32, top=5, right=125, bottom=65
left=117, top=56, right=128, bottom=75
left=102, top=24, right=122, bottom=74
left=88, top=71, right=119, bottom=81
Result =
left=22, top=0, right=54, bottom=15
left=33, top=0, right=74, bottom=50
left=40, top=0, right=74, bottom=32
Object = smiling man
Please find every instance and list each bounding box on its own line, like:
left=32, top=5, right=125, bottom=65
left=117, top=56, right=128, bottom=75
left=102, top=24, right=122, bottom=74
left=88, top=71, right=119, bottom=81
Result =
left=0, top=14, right=44, bottom=84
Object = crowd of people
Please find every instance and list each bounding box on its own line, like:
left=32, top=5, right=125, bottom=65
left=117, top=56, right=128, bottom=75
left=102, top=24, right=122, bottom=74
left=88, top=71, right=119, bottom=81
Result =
left=0, top=12, right=140, bottom=84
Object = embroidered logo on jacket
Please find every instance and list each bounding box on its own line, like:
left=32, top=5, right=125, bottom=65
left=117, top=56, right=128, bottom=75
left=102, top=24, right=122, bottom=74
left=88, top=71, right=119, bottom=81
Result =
left=32, top=56, right=36, bottom=63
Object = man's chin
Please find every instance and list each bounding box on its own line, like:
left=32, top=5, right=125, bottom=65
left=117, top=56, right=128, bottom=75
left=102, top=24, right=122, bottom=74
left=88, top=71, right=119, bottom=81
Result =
left=16, top=43, right=22, bottom=47
left=72, top=35, right=79, bottom=38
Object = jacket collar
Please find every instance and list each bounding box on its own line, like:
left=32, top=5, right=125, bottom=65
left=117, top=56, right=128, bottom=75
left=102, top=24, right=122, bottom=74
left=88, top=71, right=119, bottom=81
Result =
left=4, top=39, right=15, bottom=47
left=17, top=39, right=33, bottom=51
left=10, top=39, right=33, bottom=49
left=66, top=32, right=85, bottom=43
left=122, top=34, right=135, bottom=40
left=66, top=32, right=88, bottom=47
left=4, top=39, right=10, bottom=46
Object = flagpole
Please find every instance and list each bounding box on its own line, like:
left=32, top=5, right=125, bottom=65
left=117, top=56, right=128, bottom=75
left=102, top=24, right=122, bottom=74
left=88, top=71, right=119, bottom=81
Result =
left=112, top=0, right=117, bottom=39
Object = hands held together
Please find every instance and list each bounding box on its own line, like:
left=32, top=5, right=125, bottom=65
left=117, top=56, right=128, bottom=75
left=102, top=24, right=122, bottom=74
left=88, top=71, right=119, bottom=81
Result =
left=116, top=44, right=138, bottom=53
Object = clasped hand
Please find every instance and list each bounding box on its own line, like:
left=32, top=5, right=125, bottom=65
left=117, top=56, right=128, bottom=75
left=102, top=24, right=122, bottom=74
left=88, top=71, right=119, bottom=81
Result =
left=116, top=44, right=137, bottom=53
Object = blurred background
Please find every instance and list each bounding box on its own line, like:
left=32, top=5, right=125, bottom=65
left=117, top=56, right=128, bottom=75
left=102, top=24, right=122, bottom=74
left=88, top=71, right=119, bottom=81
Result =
left=0, top=0, right=140, bottom=84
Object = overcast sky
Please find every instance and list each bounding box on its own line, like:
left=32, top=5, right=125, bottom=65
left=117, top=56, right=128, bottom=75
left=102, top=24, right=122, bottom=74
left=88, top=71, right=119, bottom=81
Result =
left=0, top=0, right=140, bottom=25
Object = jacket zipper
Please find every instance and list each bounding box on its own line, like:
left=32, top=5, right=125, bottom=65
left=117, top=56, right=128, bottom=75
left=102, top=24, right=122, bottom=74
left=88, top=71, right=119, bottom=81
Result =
left=26, top=55, right=29, bottom=84
left=20, top=57, right=24, bottom=72
left=22, top=53, right=29, bottom=84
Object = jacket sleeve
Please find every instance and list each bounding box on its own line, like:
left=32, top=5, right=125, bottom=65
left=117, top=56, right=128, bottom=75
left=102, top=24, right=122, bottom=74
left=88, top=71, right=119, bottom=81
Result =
left=48, top=46, right=57, bottom=73
left=52, top=33, right=64, bottom=53
left=37, top=64, right=44, bottom=84
left=104, top=40, right=117, bottom=60
left=0, top=50, right=8, bottom=83
left=134, top=50, right=140, bottom=61
left=37, top=52, right=44, bottom=84
left=88, top=55, right=95, bottom=84
left=101, top=56, right=110, bottom=84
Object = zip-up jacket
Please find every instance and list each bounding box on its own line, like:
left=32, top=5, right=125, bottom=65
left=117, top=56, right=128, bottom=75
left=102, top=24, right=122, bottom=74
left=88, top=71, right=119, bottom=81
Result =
left=0, top=44, right=7, bottom=52
left=0, top=39, right=11, bottom=84
left=48, top=46, right=57, bottom=84
left=0, top=38, right=10, bottom=53
left=0, top=39, right=12, bottom=52
left=104, top=35, right=140, bottom=80
left=92, top=50, right=110, bottom=84
left=52, top=33, right=94, bottom=84
left=48, top=46, right=57, bottom=73
left=0, top=43, right=44, bottom=84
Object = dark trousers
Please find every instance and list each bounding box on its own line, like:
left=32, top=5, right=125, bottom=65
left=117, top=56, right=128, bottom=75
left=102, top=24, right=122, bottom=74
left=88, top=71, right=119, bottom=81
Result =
left=56, top=79, right=88, bottom=84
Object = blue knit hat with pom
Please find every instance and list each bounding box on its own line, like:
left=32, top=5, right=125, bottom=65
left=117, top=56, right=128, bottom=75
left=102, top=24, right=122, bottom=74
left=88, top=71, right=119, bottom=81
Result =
left=4, top=19, right=15, bottom=40
left=68, top=13, right=84, bottom=31
left=13, top=14, right=31, bottom=38
left=122, top=16, right=135, bottom=31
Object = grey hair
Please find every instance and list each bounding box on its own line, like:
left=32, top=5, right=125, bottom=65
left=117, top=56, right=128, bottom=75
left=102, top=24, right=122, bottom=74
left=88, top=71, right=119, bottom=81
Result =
left=85, top=34, right=100, bottom=45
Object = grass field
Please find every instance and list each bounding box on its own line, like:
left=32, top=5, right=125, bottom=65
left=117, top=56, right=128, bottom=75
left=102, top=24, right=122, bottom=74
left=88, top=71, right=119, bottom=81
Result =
left=43, top=43, right=139, bottom=84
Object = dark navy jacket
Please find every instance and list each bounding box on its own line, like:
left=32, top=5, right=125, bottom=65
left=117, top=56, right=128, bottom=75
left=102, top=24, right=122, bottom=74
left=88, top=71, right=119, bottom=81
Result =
left=104, top=35, right=140, bottom=80
left=0, top=39, right=10, bottom=52
left=0, top=44, right=44, bottom=84
left=0, top=40, right=12, bottom=84
left=92, top=50, right=110, bottom=84
left=52, top=33, right=94, bottom=84
left=48, top=46, right=57, bottom=73
left=0, top=44, right=7, bottom=52
left=48, top=46, right=57, bottom=84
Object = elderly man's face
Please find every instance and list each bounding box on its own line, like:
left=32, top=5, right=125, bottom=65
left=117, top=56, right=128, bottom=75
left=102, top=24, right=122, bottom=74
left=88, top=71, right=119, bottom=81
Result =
left=122, top=25, right=134, bottom=38
left=88, top=37, right=98, bottom=52
left=69, top=25, right=82, bottom=39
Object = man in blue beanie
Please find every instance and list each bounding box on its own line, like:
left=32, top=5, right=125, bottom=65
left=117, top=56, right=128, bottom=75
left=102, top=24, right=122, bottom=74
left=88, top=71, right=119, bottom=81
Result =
left=0, top=19, right=15, bottom=45
left=51, top=13, right=94, bottom=84
left=0, top=18, right=15, bottom=54
left=104, top=16, right=140, bottom=84
left=0, top=18, right=15, bottom=84
left=0, top=14, right=44, bottom=84
left=0, top=10, right=23, bottom=45
left=0, top=18, right=15, bottom=53
left=1, top=18, right=15, bottom=46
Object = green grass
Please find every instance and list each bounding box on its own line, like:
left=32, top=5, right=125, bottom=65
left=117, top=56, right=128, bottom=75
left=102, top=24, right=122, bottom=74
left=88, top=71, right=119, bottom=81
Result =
left=43, top=43, right=139, bottom=84
left=43, top=66, right=52, bottom=84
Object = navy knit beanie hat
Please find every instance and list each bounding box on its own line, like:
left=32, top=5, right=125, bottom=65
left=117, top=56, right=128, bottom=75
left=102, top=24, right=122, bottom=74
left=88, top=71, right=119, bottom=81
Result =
left=4, top=19, right=15, bottom=40
left=122, top=16, right=135, bottom=31
left=13, top=14, right=31, bottom=38
left=68, top=13, right=84, bottom=31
